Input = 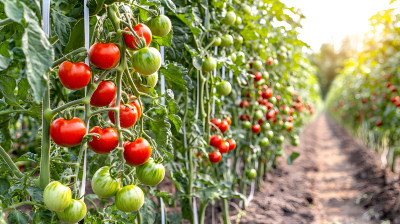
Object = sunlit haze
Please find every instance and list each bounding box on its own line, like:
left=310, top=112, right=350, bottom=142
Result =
left=283, top=0, right=394, bottom=51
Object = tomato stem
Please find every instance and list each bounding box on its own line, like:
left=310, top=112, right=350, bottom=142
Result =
left=0, top=145, right=23, bottom=178
left=39, top=79, right=52, bottom=189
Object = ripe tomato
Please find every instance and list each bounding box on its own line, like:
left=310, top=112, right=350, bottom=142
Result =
left=123, top=138, right=151, bottom=166
left=146, top=15, right=172, bottom=37
left=129, top=95, right=142, bottom=119
left=221, top=11, right=236, bottom=25
left=56, top=199, right=87, bottom=224
left=50, top=118, right=86, bottom=147
left=254, top=72, right=262, bottom=82
left=89, top=43, right=120, bottom=70
left=91, top=166, right=121, bottom=198
left=115, top=185, right=144, bottom=212
left=266, top=57, right=274, bottom=65
left=227, top=139, right=236, bottom=151
left=262, top=88, right=273, bottom=99
left=216, top=81, right=232, bottom=96
left=210, top=135, right=223, bottom=147
left=266, top=110, right=276, bottom=120
left=108, top=99, right=139, bottom=128
left=252, top=124, right=261, bottom=134
left=239, top=114, right=250, bottom=121
left=132, top=47, right=161, bottom=76
left=225, top=117, right=232, bottom=125
left=88, top=127, right=118, bottom=154
left=218, top=141, right=230, bottom=154
left=90, top=81, right=116, bottom=107
left=240, top=100, right=250, bottom=108
left=136, top=158, right=165, bottom=186
left=375, top=120, right=382, bottom=127
left=210, top=118, right=222, bottom=129
left=123, top=24, right=152, bottom=50
left=208, top=151, right=221, bottom=163
left=58, top=61, right=91, bottom=90
left=219, top=120, right=229, bottom=133
left=43, top=181, right=72, bottom=212
left=202, top=57, right=217, bottom=73
left=133, top=72, right=158, bottom=93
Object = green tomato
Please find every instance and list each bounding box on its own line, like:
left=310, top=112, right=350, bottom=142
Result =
left=269, top=97, right=277, bottom=104
left=246, top=169, right=257, bottom=179
left=291, top=136, right=300, bottom=146
left=261, top=123, right=271, bottom=131
left=242, top=5, right=252, bottom=14
left=242, top=121, right=251, bottom=129
left=276, top=149, right=284, bottom=156
left=234, top=36, right=244, bottom=45
left=212, top=37, right=221, bottom=46
left=282, top=107, right=290, bottom=115
left=259, top=48, right=267, bottom=59
left=229, top=53, right=237, bottom=62
left=132, top=47, right=161, bottom=76
left=259, top=137, right=269, bottom=147
left=202, top=57, right=217, bottom=73
left=115, top=185, right=144, bottom=212
left=263, top=71, right=269, bottom=80
left=91, top=166, right=121, bottom=198
left=235, top=17, right=242, bottom=25
left=220, top=34, right=233, bottom=47
left=259, top=105, right=268, bottom=113
left=43, top=181, right=72, bottom=212
left=133, top=72, right=158, bottom=93
left=236, top=51, right=245, bottom=65
left=253, top=60, right=263, bottom=70
left=254, top=110, right=263, bottom=120
left=216, top=81, right=232, bottom=96
left=275, top=83, right=282, bottom=90
left=266, top=130, right=274, bottom=138
left=276, top=135, right=285, bottom=144
left=222, top=11, right=236, bottom=25
left=56, top=199, right=87, bottom=224
left=136, top=158, right=165, bottom=186
left=146, top=15, right=172, bottom=37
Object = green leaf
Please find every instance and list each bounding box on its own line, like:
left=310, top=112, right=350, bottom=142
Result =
left=51, top=10, right=76, bottom=46
left=192, top=56, right=202, bottom=70
left=168, top=114, right=182, bottom=132
left=17, top=78, right=29, bottom=101
left=287, top=152, right=300, bottom=165
left=153, top=29, right=173, bottom=47
left=26, top=187, right=43, bottom=203
left=149, top=115, right=172, bottom=151
left=140, top=197, right=156, bottom=224
left=4, top=0, right=24, bottom=22
left=159, top=62, right=188, bottom=91
left=7, top=211, right=28, bottom=224
left=0, top=179, right=10, bottom=196
left=0, top=75, right=18, bottom=106
left=17, top=152, right=38, bottom=163
left=0, top=55, right=11, bottom=72
left=64, top=19, right=84, bottom=54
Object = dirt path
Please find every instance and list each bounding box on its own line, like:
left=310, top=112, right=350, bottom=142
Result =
left=240, top=114, right=390, bottom=224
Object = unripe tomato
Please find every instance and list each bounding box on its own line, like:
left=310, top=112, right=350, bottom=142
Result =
left=229, top=52, right=236, bottom=62
left=50, top=118, right=86, bottom=147
left=136, top=158, right=165, bottom=186
left=91, top=166, right=121, bottom=198
left=220, top=34, right=233, bottom=47
left=285, top=122, right=293, bottom=131
left=246, top=169, right=257, bottom=179
left=291, top=136, right=300, bottom=146
left=242, top=5, right=251, bottom=14
left=90, top=81, right=116, bottom=107
left=221, top=11, right=236, bottom=25
left=219, top=120, right=229, bottom=133
left=212, top=36, right=222, bottom=46
left=266, top=130, right=274, bottom=138
left=218, top=141, right=230, bottom=154
left=123, top=24, right=152, bottom=50
left=89, top=43, right=120, bottom=70
left=43, top=181, right=72, bottom=212
left=209, top=151, right=222, bottom=163
left=115, top=185, right=144, bottom=212
left=259, top=137, right=269, bottom=147
left=252, top=124, right=261, bottom=134
left=108, top=99, right=139, bottom=129
left=123, top=138, right=151, bottom=166
left=216, top=81, right=232, bottom=96
left=202, top=57, right=217, bottom=73
left=146, top=15, right=172, bottom=37
left=210, top=135, right=223, bottom=147
left=261, top=122, right=271, bottom=131
left=132, top=47, right=161, bottom=76
left=263, top=71, right=269, bottom=80
left=254, top=110, right=264, bottom=120
left=242, top=121, right=251, bottom=129
left=276, top=135, right=285, bottom=144
left=227, top=139, right=236, bottom=151
left=235, top=16, right=242, bottom=25
left=259, top=105, right=268, bottom=113
left=254, top=72, right=262, bottom=82
left=88, top=127, right=118, bottom=154
left=56, top=199, right=87, bottom=224
left=234, top=36, right=244, bottom=46
left=58, top=61, right=91, bottom=90
left=253, top=60, right=263, bottom=70
left=133, top=72, right=159, bottom=93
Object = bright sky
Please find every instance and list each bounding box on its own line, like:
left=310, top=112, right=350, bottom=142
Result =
left=282, top=0, right=394, bottom=51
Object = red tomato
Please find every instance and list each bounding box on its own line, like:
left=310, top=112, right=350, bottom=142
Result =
left=225, top=117, right=232, bottom=125
left=208, top=151, right=221, bottom=163
left=227, top=139, right=236, bottom=151
left=108, top=99, right=139, bottom=128
left=219, top=120, right=229, bottom=133
left=129, top=96, right=142, bottom=119
left=88, top=127, right=118, bottom=154
left=210, top=118, right=222, bottom=130
left=375, top=120, right=382, bottom=127
left=50, top=118, right=86, bottom=147
left=240, top=114, right=251, bottom=121
left=254, top=72, right=262, bottom=82
left=386, top=82, right=392, bottom=88
left=240, top=101, right=250, bottom=108
left=252, top=124, right=261, bottom=134
left=123, top=138, right=151, bottom=166
left=58, top=61, right=91, bottom=90
left=266, top=57, right=274, bottom=65
left=90, top=81, right=116, bottom=107
left=210, top=135, right=223, bottom=148
left=218, top=141, right=230, bottom=154
left=266, top=110, right=275, bottom=120
left=123, top=24, right=152, bottom=50
left=262, top=88, right=273, bottom=99
left=266, top=102, right=273, bottom=110
left=276, top=95, right=281, bottom=102
left=287, top=116, right=293, bottom=122
left=391, top=96, right=399, bottom=103
left=89, top=43, right=120, bottom=70
left=362, top=98, right=368, bottom=104
left=258, top=119, right=265, bottom=125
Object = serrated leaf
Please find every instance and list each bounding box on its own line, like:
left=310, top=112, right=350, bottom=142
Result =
left=0, top=179, right=10, bottom=196
left=26, top=187, right=43, bottom=203
left=51, top=10, right=76, bottom=46
left=17, top=78, right=29, bottom=101
left=192, top=56, right=202, bottom=70
left=7, top=211, right=28, bottom=224
left=149, top=115, right=172, bottom=151
left=153, top=29, right=173, bottom=47
left=168, top=114, right=182, bottom=132
left=17, top=152, right=38, bottom=163
left=140, top=197, right=157, bottom=224
left=0, top=75, right=18, bottom=106
left=159, top=62, right=188, bottom=91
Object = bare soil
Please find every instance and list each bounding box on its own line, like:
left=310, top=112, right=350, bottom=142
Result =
left=239, top=114, right=400, bottom=224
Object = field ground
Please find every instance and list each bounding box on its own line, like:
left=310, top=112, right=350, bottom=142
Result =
left=239, top=114, right=400, bottom=224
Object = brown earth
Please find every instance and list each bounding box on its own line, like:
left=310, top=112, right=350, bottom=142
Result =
left=239, top=114, right=400, bottom=224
